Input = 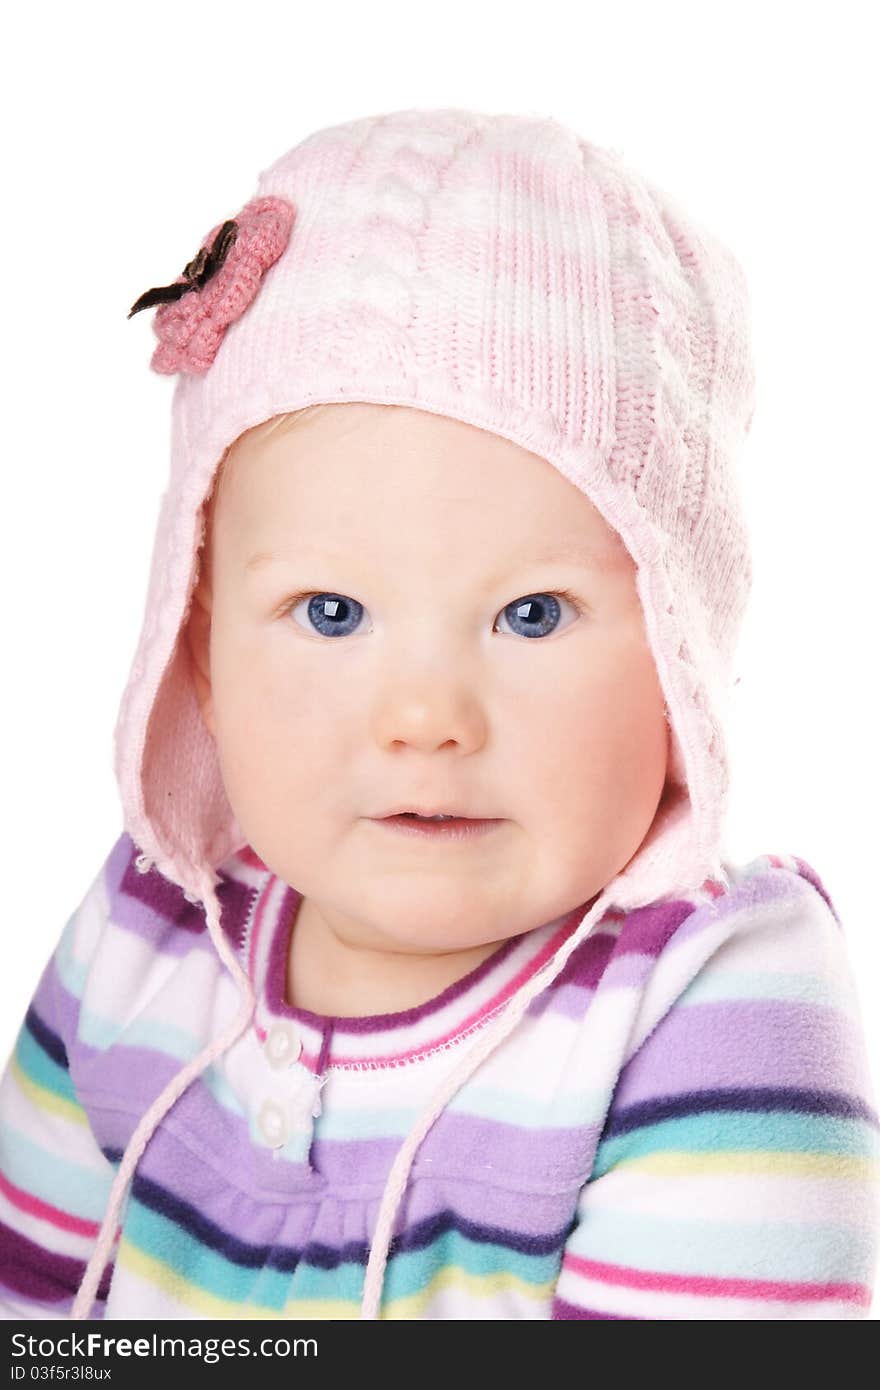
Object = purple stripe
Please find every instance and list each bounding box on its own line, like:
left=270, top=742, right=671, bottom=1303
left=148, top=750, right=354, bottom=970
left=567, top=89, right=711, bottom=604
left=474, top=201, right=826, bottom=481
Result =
left=110, top=1167, right=573, bottom=1269
left=112, top=832, right=256, bottom=957
left=0, top=1220, right=113, bottom=1306
left=129, top=1104, right=581, bottom=1237
left=670, top=869, right=796, bottom=950
left=382, top=1149, right=580, bottom=1231
left=792, top=857, right=842, bottom=926
left=76, top=1044, right=596, bottom=1198
left=552, top=1296, right=643, bottom=1319
left=528, top=904, right=726, bottom=1025
left=541, top=929, right=617, bottom=993
left=614, top=996, right=861, bottom=1103
left=73, top=1040, right=206, bottom=1125
left=105, top=829, right=137, bottom=896
left=606, top=1085, right=879, bottom=1138
left=110, top=835, right=203, bottom=952
left=529, top=953, right=649, bottom=1024
left=529, top=980, right=598, bottom=1023
left=95, top=1102, right=584, bottom=1261
left=611, top=899, right=698, bottom=959
left=24, top=1005, right=68, bottom=1070
left=531, top=898, right=734, bottom=1028
left=31, top=961, right=80, bottom=1056
left=531, top=902, right=699, bottom=1020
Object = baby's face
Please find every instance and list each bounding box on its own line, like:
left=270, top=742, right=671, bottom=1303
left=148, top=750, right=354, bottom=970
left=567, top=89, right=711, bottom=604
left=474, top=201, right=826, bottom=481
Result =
left=188, top=403, right=669, bottom=954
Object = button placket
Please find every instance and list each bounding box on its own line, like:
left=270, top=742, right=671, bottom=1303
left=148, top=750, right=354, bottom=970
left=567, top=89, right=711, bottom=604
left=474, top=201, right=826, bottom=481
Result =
left=263, top=1022, right=303, bottom=1071
left=256, top=1097, right=290, bottom=1150
left=255, top=1020, right=328, bottom=1150
left=289, top=1067, right=328, bottom=1124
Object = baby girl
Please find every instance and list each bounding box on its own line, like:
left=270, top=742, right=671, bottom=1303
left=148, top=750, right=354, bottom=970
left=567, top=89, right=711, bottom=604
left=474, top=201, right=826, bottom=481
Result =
left=1, top=106, right=877, bottom=1321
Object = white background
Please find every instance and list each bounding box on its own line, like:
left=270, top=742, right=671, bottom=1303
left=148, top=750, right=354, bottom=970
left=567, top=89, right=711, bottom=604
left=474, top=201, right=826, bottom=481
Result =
left=1, top=0, right=877, bottom=1317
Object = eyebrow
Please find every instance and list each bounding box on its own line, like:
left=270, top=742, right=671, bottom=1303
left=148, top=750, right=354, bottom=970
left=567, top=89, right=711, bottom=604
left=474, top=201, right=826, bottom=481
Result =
left=245, top=540, right=628, bottom=573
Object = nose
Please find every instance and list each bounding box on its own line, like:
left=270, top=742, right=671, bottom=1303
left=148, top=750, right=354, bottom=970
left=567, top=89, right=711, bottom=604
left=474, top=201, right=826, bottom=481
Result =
left=371, top=674, right=487, bottom=754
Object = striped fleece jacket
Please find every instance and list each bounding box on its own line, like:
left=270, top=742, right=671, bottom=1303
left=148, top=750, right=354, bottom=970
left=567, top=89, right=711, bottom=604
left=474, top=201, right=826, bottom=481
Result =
left=0, top=830, right=878, bottom=1319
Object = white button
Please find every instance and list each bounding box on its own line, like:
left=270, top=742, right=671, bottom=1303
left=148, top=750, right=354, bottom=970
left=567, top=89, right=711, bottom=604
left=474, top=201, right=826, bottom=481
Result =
left=264, top=1023, right=302, bottom=1071
left=257, top=1098, right=289, bottom=1149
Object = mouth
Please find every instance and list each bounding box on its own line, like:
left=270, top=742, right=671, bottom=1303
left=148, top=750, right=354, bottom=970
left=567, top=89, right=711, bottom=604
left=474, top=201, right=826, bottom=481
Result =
left=371, top=812, right=504, bottom=841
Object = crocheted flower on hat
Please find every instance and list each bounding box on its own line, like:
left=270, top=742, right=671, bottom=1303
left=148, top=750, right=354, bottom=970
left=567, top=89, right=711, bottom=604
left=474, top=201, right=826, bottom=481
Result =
left=128, top=195, right=295, bottom=376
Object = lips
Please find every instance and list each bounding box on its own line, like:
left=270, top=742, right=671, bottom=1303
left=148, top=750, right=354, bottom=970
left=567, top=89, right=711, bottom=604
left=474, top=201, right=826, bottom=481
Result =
left=376, top=804, right=486, bottom=820
left=371, top=813, right=503, bottom=842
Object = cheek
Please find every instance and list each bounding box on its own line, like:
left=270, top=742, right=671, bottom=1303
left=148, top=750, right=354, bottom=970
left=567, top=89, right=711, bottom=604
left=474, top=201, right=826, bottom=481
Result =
left=209, top=619, right=360, bottom=807
left=515, top=637, right=668, bottom=829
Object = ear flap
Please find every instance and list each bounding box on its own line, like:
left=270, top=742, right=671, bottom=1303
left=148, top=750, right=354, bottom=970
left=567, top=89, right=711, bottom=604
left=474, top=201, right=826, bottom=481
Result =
left=141, top=629, right=245, bottom=880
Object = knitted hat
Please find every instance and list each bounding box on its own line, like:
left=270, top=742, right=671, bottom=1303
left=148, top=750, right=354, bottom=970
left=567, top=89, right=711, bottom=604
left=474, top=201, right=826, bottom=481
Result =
left=71, top=107, right=756, bottom=1319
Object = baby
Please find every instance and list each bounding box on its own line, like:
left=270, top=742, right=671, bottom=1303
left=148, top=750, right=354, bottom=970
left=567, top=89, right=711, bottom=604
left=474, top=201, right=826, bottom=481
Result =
left=1, top=107, right=877, bottom=1322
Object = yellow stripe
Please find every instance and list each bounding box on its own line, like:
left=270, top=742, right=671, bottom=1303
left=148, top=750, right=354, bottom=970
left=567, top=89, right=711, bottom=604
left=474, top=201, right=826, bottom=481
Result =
left=11, top=1055, right=87, bottom=1127
left=617, top=1150, right=879, bottom=1180
left=119, top=1240, right=365, bottom=1319
left=379, top=1265, right=555, bottom=1319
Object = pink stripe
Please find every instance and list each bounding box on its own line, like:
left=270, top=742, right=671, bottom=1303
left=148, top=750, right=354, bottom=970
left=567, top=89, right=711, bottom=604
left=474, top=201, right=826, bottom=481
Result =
left=247, top=874, right=274, bottom=982
left=565, top=1253, right=871, bottom=1307
left=324, top=913, right=582, bottom=1068
left=0, top=1168, right=100, bottom=1239
left=239, top=845, right=268, bottom=872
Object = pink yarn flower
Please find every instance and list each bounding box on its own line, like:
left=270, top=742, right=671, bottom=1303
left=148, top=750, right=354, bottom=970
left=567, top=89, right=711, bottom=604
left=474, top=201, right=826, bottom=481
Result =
left=128, top=195, right=296, bottom=376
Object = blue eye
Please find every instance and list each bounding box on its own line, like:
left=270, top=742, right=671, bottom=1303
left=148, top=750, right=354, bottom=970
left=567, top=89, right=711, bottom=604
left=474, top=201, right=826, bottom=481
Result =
left=289, top=592, right=367, bottom=638
left=495, top=592, right=579, bottom=638
left=283, top=589, right=582, bottom=639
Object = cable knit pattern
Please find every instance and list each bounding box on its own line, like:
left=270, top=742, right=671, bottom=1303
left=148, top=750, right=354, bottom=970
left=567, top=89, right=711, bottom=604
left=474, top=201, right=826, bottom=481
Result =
left=115, top=108, right=756, bottom=911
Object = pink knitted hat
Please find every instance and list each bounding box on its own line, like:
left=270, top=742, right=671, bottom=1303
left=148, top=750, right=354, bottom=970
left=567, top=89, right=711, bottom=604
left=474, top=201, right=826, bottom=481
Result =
left=72, top=107, right=756, bottom=1319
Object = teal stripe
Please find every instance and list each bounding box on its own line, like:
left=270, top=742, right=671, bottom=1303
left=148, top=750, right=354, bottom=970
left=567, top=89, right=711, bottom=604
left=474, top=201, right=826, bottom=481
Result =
left=125, top=1198, right=559, bottom=1307
left=384, top=1228, right=559, bottom=1302
left=317, top=1105, right=420, bottom=1142
left=679, top=970, right=840, bottom=1009
left=0, top=1124, right=113, bottom=1221
left=16, top=1026, right=77, bottom=1105
left=78, top=1008, right=200, bottom=1059
left=593, top=1109, right=879, bottom=1178
left=565, top=1206, right=876, bottom=1282
left=124, top=1198, right=334, bottom=1308
left=202, top=1066, right=246, bottom=1118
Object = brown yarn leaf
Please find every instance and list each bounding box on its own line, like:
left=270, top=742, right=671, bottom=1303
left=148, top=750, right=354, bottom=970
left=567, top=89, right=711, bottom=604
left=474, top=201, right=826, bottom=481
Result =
left=128, top=219, right=239, bottom=319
